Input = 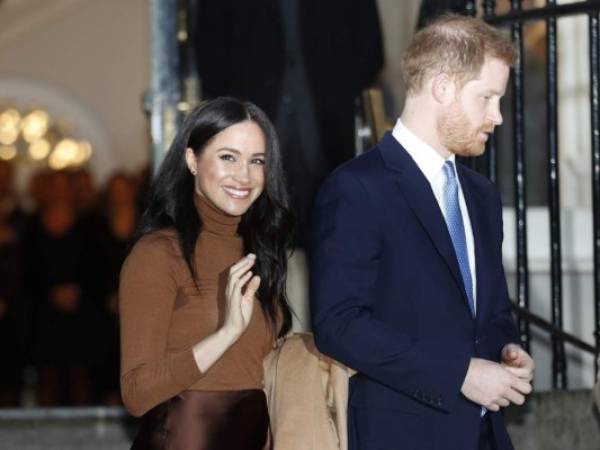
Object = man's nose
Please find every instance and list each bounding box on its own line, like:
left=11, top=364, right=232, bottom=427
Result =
left=489, top=105, right=503, bottom=126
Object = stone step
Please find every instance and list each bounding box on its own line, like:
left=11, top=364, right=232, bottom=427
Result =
left=0, top=407, right=136, bottom=450
left=0, top=390, right=598, bottom=449
left=506, top=389, right=600, bottom=450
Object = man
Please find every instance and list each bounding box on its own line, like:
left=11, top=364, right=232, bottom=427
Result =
left=310, top=15, right=534, bottom=450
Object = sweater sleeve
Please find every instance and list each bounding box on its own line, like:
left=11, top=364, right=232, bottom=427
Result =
left=119, top=233, right=204, bottom=417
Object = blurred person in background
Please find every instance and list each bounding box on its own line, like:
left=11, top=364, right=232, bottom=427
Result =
left=25, top=169, right=52, bottom=214
left=71, top=168, right=98, bottom=214
left=93, top=172, right=139, bottom=405
left=0, top=160, right=26, bottom=406
left=22, top=170, right=99, bottom=406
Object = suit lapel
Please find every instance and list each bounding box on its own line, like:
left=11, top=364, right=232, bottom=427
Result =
left=378, top=134, right=469, bottom=308
left=457, top=165, right=492, bottom=327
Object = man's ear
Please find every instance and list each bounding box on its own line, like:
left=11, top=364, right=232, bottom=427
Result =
left=185, top=147, right=197, bottom=175
left=431, top=73, right=456, bottom=105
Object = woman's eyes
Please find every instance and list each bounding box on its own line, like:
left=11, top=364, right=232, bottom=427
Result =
left=218, top=154, right=265, bottom=165
left=219, top=154, right=236, bottom=162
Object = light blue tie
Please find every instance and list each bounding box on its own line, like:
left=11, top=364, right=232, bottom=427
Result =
left=443, top=161, right=475, bottom=317
left=444, top=162, right=485, bottom=416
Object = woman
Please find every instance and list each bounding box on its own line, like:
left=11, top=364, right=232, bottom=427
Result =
left=119, top=97, right=293, bottom=449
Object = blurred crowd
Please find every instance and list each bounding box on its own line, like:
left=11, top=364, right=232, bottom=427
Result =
left=0, top=160, right=148, bottom=407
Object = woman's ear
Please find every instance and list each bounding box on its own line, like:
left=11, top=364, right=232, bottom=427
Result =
left=185, top=148, right=197, bottom=175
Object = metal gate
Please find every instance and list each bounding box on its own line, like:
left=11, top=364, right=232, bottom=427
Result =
left=460, top=0, right=600, bottom=389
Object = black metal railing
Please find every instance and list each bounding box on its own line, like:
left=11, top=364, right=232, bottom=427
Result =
left=463, top=0, right=600, bottom=388
left=545, top=0, right=567, bottom=391
left=589, top=0, right=600, bottom=388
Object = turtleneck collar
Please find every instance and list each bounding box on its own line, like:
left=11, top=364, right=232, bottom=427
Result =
left=194, top=195, right=241, bottom=236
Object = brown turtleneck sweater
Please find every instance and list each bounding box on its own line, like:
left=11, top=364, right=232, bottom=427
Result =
left=119, top=196, right=275, bottom=417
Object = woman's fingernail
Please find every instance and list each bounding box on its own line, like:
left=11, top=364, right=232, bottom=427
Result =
left=247, top=253, right=256, bottom=259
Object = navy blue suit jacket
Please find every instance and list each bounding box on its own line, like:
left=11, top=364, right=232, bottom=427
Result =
left=310, top=133, right=519, bottom=450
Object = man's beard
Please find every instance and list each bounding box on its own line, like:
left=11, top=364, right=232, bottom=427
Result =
left=437, top=102, right=494, bottom=157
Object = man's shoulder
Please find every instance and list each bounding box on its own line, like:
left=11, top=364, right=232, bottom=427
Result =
left=315, top=146, right=388, bottom=209
left=326, top=145, right=386, bottom=185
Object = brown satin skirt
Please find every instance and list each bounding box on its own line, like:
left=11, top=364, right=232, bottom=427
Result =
left=131, top=389, right=271, bottom=450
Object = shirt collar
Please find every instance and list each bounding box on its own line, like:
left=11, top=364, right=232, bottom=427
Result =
left=391, top=118, right=455, bottom=183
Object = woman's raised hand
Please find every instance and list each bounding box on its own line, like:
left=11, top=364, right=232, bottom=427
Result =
left=222, top=253, right=261, bottom=339
left=190, top=254, right=261, bottom=373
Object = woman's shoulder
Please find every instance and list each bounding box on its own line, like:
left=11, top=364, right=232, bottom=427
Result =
left=137, top=228, right=178, bottom=247
left=123, top=229, right=183, bottom=270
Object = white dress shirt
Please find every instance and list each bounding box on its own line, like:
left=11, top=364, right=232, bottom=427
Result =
left=392, top=119, right=478, bottom=313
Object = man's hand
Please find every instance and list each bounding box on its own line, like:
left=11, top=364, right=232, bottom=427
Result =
left=461, top=358, right=532, bottom=411
left=501, top=343, right=534, bottom=382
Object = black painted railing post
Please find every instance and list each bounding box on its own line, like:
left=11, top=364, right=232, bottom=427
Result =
left=484, top=0, right=499, bottom=184
left=462, top=1, right=478, bottom=172
left=511, top=0, right=531, bottom=353
left=547, top=0, right=567, bottom=389
left=589, top=10, right=600, bottom=377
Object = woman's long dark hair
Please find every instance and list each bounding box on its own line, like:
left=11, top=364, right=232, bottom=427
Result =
left=136, top=97, right=293, bottom=337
